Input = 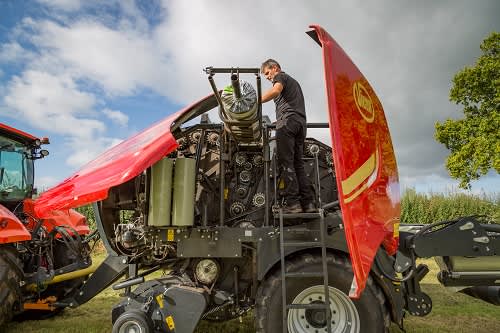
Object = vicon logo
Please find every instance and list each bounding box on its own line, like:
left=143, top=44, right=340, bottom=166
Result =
left=353, top=81, right=375, bottom=123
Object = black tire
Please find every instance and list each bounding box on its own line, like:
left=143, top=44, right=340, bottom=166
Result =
left=255, top=252, right=390, bottom=333
left=112, top=310, right=153, bottom=333
left=0, top=246, right=22, bottom=327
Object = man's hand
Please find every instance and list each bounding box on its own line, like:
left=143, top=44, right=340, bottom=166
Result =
left=261, top=82, right=283, bottom=103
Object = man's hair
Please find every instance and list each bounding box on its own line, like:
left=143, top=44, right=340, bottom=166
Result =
left=261, top=59, right=281, bottom=73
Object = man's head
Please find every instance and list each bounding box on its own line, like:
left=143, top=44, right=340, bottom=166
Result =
left=261, top=59, right=281, bottom=82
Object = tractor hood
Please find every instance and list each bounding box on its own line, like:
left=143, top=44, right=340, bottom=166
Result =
left=34, top=25, right=400, bottom=298
left=308, top=25, right=400, bottom=297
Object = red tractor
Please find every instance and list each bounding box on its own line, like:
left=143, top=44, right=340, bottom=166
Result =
left=0, top=123, right=92, bottom=327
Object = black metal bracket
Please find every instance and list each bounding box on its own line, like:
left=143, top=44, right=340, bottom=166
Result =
left=403, top=264, right=432, bottom=316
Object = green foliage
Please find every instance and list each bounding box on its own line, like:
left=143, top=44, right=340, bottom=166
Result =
left=76, top=205, right=96, bottom=230
left=435, top=32, right=500, bottom=189
left=401, top=188, right=499, bottom=224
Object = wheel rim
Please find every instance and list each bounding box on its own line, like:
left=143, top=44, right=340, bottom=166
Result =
left=119, top=319, right=145, bottom=333
left=287, top=285, right=360, bottom=333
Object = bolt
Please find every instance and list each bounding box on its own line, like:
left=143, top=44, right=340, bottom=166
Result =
left=122, top=259, right=127, bottom=264
left=79, top=291, right=84, bottom=296
left=176, top=229, right=181, bottom=234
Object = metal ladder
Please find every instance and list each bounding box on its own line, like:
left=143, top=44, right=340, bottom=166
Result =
left=278, top=152, right=332, bottom=333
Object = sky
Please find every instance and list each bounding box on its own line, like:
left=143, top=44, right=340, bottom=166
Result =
left=0, top=0, right=498, bottom=196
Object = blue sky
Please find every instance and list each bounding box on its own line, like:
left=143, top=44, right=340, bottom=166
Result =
left=0, top=0, right=498, bottom=196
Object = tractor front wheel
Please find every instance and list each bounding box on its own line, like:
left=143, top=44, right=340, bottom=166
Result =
left=255, top=252, right=390, bottom=333
left=0, top=246, right=22, bottom=327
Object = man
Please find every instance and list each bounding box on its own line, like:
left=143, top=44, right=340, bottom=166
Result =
left=260, top=59, right=315, bottom=214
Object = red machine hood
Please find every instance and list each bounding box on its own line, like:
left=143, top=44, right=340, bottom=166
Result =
left=309, top=25, right=400, bottom=298
left=34, top=94, right=217, bottom=217
left=34, top=109, right=182, bottom=217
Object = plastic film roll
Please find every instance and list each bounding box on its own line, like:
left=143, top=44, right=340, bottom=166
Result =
left=172, top=158, right=196, bottom=226
left=148, top=158, right=173, bottom=227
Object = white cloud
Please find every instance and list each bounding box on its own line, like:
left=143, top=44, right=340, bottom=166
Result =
left=0, top=42, right=33, bottom=63
left=102, top=108, right=129, bottom=127
left=35, top=0, right=81, bottom=12
left=3, top=70, right=102, bottom=139
left=35, top=175, right=59, bottom=191
left=29, top=19, right=171, bottom=96
left=65, top=136, right=123, bottom=168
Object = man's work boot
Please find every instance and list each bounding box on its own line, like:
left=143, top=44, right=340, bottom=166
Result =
left=281, top=202, right=303, bottom=214
left=302, top=202, right=317, bottom=213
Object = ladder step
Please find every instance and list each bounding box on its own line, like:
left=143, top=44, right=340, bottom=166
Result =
left=283, top=241, right=322, bottom=247
left=284, top=272, right=324, bottom=278
left=287, top=303, right=329, bottom=310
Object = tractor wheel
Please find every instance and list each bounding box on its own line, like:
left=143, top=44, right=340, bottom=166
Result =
left=255, top=252, right=390, bottom=333
left=112, top=310, right=153, bottom=333
left=0, top=246, right=22, bottom=327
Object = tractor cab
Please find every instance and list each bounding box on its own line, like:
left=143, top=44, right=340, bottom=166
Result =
left=0, top=123, right=49, bottom=210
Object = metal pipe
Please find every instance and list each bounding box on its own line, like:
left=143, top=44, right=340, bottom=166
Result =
left=322, top=200, right=339, bottom=210
left=25, top=264, right=99, bottom=292
left=204, top=67, right=260, bottom=74
left=230, top=74, right=242, bottom=99
left=233, top=266, right=240, bottom=308
left=208, top=75, right=228, bottom=120
left=113, top=276, right=145, bottom=290
left=263, top=125, right=270, bottom=227
left=219, top=132, right=226, bottom=227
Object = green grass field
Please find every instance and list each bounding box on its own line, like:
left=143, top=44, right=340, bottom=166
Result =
left=4, top=258, right=500, bottom=333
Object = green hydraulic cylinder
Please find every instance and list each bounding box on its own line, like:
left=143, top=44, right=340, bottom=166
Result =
left=148, top=158, right=173, bottom=227
left=172, top=158, right=196, bottom=227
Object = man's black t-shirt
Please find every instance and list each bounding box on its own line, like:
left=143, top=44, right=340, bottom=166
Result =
left=272, top=72, right=306, bottom=128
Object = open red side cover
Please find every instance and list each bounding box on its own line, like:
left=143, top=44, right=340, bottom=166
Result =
left=34, top=110, right=184, bottom=217
left=310, top=25, right=400, bottom=298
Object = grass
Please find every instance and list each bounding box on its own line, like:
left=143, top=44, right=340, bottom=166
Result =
left=4, top=258, right=500, bottom=333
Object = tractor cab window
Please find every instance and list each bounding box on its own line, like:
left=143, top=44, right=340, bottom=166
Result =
left=0, top=137, right=34, bottom=200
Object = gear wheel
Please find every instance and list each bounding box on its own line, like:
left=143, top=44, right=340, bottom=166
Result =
left=230, top=202, right=246, bottom=216
left=239, top=170, right=251, bottom=183
left=234, top=152, right=247, bottom=167
left=189, top=131, right=202, bottom=143
left=305, top=143, right=320, bottom=156
left=252, top=193, right=266, bottom=207
left=236, top=185, right=248, bottom=198
left=252, top=154, right=263, bottom=167
left=207, top=132, right=220, bottom=145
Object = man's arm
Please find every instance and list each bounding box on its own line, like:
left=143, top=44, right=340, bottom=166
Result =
left=261, top=82, right=283, bottom=103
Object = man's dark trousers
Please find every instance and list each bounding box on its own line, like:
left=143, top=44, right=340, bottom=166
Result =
left=276, top=115, right=314, bottom=206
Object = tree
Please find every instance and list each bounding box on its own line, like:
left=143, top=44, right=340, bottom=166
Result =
left=435, top=32, right=500, bottom=189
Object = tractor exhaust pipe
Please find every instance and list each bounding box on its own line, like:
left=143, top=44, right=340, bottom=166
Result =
left=461, top=286, right=500, bottom=305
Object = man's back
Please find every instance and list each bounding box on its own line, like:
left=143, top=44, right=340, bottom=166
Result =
left=273, top=72, right=306, bottom=126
